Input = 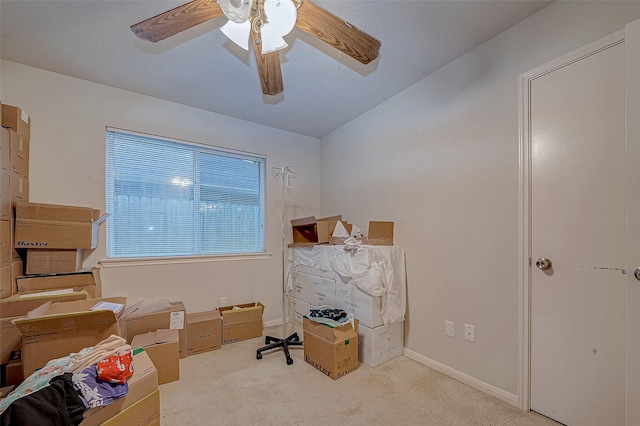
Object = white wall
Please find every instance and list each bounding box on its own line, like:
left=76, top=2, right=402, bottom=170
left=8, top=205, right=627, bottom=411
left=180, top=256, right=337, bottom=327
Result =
left=320, top=1, right=640, bottom=399
left=0, top=60, right=322, bottom=320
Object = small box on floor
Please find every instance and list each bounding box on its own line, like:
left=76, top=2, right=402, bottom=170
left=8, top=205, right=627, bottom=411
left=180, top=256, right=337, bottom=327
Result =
left=303, top=317, right=359, bottom=380
left=187, top=310, right=222, bottom=355
left=219, top=302, right=264, bottom=344
left=119, top=301, right=188, bottom=359
left=130, top=329, right=180, bottom=385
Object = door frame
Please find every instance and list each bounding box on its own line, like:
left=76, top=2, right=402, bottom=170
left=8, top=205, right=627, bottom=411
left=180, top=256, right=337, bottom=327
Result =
left=517, top=29, right=626, bottom=412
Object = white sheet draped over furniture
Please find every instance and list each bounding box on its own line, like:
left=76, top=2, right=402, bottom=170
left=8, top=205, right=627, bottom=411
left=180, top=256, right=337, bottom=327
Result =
left=288, top=245, right=406, bottom=326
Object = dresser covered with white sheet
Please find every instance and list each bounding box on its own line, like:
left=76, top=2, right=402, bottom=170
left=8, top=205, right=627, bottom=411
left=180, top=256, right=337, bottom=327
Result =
left=287, top=245, right=407, bottom=367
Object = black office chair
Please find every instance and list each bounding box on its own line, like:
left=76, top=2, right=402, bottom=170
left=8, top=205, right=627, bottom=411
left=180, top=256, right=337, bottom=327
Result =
left=256, top=332, right=303, bottom=365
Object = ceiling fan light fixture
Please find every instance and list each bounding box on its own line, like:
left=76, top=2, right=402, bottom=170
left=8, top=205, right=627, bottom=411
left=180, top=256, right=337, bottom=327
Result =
left=259, top=0, right=297, bottom=54
left=218, top=0, right=254, bottom=23
left=220, top=20, right=251, bottom=50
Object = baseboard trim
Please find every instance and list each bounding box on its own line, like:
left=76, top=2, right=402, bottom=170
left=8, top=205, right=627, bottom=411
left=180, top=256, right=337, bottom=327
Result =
left=403, top=349, right=519, bottom=407
left=263, top=318, right=284, bottom=328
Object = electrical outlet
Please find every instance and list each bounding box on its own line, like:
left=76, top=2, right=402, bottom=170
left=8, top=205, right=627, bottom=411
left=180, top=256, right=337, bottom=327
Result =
left=465, top=324, right=475, bottom=342
left=220, top=297, right=227, bottom=306
left=445, top=320, right=455, bottom=338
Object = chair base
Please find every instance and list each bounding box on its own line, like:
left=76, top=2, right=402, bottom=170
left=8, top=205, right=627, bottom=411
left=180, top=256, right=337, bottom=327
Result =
left=256, top=332, right=303, bottom=365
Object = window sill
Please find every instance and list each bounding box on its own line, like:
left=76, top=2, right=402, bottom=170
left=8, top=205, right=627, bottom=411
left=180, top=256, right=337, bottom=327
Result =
left=99, top=252, right=271, bottom=268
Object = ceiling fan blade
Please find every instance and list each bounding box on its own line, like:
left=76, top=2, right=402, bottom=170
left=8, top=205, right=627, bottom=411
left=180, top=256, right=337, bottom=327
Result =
left=251, top=28, right=284, bottom=96
left=131, top=0, right=224, bottom=43
left=295, top=0, right=380, bottom=65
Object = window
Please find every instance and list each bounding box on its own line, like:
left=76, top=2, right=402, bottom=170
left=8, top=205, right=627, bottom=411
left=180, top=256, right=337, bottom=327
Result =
left=105, top=128, right=266, bottom=258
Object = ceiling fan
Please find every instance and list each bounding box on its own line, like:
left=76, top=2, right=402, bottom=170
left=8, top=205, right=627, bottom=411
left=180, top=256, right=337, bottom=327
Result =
left=131, top=0, right=381, bottom=96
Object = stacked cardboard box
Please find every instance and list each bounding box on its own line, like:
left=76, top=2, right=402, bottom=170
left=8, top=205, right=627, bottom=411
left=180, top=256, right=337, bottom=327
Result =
left=1, top=104, right=30, bottom=301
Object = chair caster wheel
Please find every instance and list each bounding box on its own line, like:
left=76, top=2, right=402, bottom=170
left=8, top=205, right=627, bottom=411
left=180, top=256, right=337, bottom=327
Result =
left=265, top=337, right=270, bottom=344
left=256, top=352, right=262, bottom=360
left=286, top=357, right=293, bottom=365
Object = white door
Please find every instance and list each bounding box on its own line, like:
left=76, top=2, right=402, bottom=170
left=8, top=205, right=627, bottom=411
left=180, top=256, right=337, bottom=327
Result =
left=529, top=41, right=626, bottom=425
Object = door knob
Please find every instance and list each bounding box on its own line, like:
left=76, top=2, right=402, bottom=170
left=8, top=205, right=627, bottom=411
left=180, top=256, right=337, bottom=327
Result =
left=634, top=268, right=640, bottom=281
left=535, top=257, right=552, bottom=271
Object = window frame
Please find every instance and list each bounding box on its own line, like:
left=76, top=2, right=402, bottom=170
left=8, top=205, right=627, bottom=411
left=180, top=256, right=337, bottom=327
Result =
left=104, top=127, right=267, bottom=262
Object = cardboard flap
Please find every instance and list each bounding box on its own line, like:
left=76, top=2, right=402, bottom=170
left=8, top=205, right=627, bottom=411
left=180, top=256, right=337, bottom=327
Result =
left=367, top=221, right=394, bottom=245
left=131, top=332, right=157, bottom=349
left=290, top=216, right=317, bottom=227
left=0, top=291, right=88, bottom=319
left=156, top=329, right=179, bottom=344
left=45, top=297, right=127, bottom=317
left=303, top=317, right=358, bottom=343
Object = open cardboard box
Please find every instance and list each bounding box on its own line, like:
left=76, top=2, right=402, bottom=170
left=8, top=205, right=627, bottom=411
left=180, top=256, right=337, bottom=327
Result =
left=119, top=301, right=187, bottom=358
left=329, top=221, right=394, bottom=246
left=12, top=296, right=129, bottom=377
left=290, top=215, right=351, bottom=246
left=219, top=302, right=264, bottom=344
left=16, top=268, right=102, bottom=298
left=302, top=317, right=359, bottom=380
left=131, top=329, right=180, bottom=385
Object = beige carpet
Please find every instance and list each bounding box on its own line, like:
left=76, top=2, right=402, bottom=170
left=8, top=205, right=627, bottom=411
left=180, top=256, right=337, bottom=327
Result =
left=160, top=325, right=559, bottom=425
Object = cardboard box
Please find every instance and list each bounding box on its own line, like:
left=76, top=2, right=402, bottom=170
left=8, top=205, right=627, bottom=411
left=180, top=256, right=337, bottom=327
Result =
left=0, top=172, right=9, bottom=220
left=80, top=349, right=158, bottom=426
left=16, top=268, right=101, bottom=298
left=131, top=329, right=179, bottom=385
left=358, top=322, right=404, bottom=367
left=0, top=290, right=88, bottom=318
left=290, top=270, right=310, bottom=303
left=0, top=266, right=9, bottom=300
left=10, top=261, right=23, bottom=295
left=335, top=280, right=383, bottom=328
left=289, top=296, right=310, bottom=328
left=219, top=302, right=264, bottom=344
left=120, top=301, right=187, bottom=359
left=1, top=104, right=30, bottom=142
left=0, top=220, right=10, bottom=267
left=8, top=130, right=28, bottom=179
left=10, top=219, right=22, bottom=261
left=0, top=128, right=9, bottom=174
left=0, top=361, right=22, bottom=388
left=308, top=275, right=336, bottom=308
left=14, top=201, right=107, bottom=249
left=329, top=221, right=394, bottom=246
left=290, top=215, right=347, bottom=245
left=186, top=310, right=221, bottom=356
left=25, top=249, right=83, bottom=275
left=9, top=174, right=28, bottom=211
left=100, top=389, right=160, bottom=426
left=0, top=316, right=22, bottom=364
left=367, top=221, right=394, bottom=246
left=13, top=296, right=126, bottom=377
left=303, top=317, right=359, bottom=380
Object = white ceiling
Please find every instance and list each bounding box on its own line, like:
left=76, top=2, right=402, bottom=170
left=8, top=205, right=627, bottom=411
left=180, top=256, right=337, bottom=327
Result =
left=0, top=0, right=552, bottom=138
